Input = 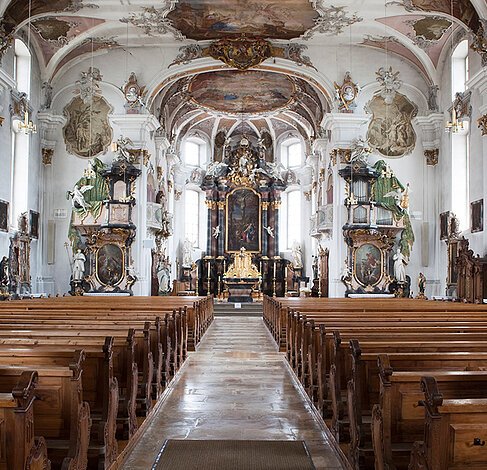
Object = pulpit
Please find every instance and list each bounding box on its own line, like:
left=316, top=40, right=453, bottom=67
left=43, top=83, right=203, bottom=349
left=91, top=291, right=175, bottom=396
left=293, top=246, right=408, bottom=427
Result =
left=223, top=248, right=260, bottom=302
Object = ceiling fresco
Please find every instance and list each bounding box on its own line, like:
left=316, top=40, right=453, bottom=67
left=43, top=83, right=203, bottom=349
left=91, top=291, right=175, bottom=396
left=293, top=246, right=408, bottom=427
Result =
left=376, top=14, right=456, bottom=67
left=189, top=71, right=295, bottom=115
left=32, top=16, right=104, bottom=66
left=0, top=0, right=484, bottom=94
left=166, top=0, right=318, bottom=41
left=155, top=70, right=326, bottom=145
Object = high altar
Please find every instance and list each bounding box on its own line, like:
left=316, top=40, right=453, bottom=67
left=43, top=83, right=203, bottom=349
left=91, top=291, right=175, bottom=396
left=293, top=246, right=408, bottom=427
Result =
left=223, top=248, right=260, bottom=302
left=194, top=135, right=293, bottom=298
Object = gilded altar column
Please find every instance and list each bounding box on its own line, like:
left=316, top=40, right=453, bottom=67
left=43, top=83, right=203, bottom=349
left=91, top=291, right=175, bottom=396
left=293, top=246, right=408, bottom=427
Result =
left=205, top=198, right=215, bottom=256
left=217, top=200, right=225, bottom=256
left=271, top=199, right=281, bottom=257
left=262, top=201, right=269, bottom=257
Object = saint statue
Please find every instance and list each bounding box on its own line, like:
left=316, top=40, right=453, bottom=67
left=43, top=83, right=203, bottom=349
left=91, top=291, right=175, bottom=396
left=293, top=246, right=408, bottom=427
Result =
left=0, top=256, right=8, bottom=286
left=291, top=241, right=303, bottom=269
left=182, top=239, right=194, bottom=268
left=418, top=272, right=426, bottom=296
left=72, top=249, right=86, bottom=282
left=393, top=248, right=407, bottom=283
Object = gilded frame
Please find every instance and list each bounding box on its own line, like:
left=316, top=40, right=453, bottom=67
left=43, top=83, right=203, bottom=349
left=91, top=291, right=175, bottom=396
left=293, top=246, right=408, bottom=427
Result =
left=471, top=199, right=483, bottom=233
left=95, top=243, right=126, bottom=287
left=353, top=242, right=384, bottom=288
left=225, top=187, right=262, bottom=253
left=0, top=200, right=8, bottom=232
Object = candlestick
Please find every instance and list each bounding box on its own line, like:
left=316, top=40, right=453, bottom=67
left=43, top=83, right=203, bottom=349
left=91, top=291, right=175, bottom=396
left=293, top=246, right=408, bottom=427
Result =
left=195, top=264, right=199, bottom=296
left=207, top=260, right=211, bottom=296
left=284, top=266, right=288, bottom=295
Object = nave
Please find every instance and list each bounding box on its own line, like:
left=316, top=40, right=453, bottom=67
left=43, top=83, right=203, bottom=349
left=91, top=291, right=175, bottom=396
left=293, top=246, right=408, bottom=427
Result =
left=123, top=315, right=346, bottom=470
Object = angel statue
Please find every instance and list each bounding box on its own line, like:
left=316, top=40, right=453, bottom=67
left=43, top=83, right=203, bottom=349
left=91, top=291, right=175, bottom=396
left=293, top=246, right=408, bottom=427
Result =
left=66, top=184, right=93, bottom=211
left=212, top=225, right=221, bottom=239
left=350, top=138, right=371, bottom=164
left=384, top=183, right=410, bottom=212
left=264, top=225, right=275, bottom=238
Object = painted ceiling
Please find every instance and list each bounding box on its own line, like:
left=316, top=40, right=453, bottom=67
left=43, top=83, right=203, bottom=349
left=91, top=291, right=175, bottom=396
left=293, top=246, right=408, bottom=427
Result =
left=0, top=0, right=484, bottom=90
left=189, top=71, right=295, bottom=115
left=166, top=0, right=318, bottom=41
left=154, top=71, right=326, bottom=145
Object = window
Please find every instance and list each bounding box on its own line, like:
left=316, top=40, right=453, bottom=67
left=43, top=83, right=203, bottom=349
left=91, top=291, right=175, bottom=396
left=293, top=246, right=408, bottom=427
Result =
left=14, top=39, right=31, bottom=97
left=451, top=40, right=469, bottom=100
left=184, top=189, right=200, bottom=246
left=450, top=39, right=470, bottom=231
left=10, top=39, right=32, bottom=226
left=281, top=138, right=303, bottom=169
left=184, top=138, right=206, bottom=167
left=280, top=189, right=302, bottom=251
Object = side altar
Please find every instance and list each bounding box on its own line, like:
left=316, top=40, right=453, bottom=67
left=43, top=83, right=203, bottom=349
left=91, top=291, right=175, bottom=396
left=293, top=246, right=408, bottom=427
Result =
left=223, top=248, right=260, bottom=303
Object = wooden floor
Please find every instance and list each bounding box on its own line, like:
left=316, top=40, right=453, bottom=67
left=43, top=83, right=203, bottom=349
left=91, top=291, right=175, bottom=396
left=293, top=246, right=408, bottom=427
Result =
left=122, top=316, right=346, bottom=469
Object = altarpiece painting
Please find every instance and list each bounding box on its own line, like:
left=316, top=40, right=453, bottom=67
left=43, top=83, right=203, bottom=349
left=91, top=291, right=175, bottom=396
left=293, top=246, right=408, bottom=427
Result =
left=226, top=188, right=261, bottom=253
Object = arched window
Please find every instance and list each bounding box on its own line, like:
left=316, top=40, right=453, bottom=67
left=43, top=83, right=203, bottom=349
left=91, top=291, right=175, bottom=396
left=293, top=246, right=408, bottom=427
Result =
left=280, top=189, right=302, bottom=251
left=451, top=40, right=470, bottom=231
left=326, top=174, right=334, bottom=205
left=184, top=137, right=207, bottom=167
left=184, top=189, right=200, bottom=247
left=281, top=138, right=303, bottom=169
left=451, top=40, right=469, bottom=100
left=10, top=39, right=32, bottom=226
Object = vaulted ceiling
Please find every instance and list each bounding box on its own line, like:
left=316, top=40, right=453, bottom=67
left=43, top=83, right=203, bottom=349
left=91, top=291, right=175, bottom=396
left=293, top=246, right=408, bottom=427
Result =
left=0, top=0, right=484, bottom=86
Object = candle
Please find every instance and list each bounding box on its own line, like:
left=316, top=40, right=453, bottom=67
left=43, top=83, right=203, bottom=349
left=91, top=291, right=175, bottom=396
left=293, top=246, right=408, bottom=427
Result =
left=207, top=261, right=211, bottom=278
left=273, top=261, right=276, bottom=278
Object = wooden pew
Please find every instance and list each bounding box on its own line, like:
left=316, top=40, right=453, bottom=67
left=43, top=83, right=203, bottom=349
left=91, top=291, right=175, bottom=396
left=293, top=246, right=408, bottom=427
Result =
left=408, top=376, right=487, bottom=470
left=0, top=353, right=91, bottom=470
left=0, top=370, right=51, bottom=469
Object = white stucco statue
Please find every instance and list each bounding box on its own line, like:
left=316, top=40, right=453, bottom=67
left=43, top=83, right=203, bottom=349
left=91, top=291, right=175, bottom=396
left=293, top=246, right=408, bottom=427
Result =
left=67, top=184, right=93, bottom=212
left=72, top=249, right=86, bottom=282
left=291, top=241, right=303, bottom=269
left=393, top=248, right=407, bottom=283
left=182, top=239, right=194, bottom=267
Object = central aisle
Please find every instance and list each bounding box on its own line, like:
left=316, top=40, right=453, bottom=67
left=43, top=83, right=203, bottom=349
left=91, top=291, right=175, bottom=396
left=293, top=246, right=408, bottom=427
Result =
left=122, top=316, right=346, bottom=469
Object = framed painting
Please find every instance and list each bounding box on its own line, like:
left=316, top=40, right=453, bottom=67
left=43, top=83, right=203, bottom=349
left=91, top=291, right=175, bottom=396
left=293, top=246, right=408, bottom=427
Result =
left=225, top=188, right=261, bottom=253
left=471, top=199, right=483, bottom=233
left=96, top=243, right=125, bottom=287
left=439, top=211, right=451, bottom=240
left=354, top=243, right=382, bottom=287
left=448, top=239, right=459, bottom=286
left=0, top=200, right=8, bottom=232
left=29, top=210, right=39, bottom=239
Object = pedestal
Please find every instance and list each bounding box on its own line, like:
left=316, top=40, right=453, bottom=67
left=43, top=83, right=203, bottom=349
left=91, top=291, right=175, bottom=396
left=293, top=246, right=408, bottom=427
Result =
left=224, top=278, right=259, bottom=303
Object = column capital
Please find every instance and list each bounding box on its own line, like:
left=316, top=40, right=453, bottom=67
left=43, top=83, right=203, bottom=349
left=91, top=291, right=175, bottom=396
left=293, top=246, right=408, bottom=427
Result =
left=109, top=113, right=160, bottom=146
left=413, top=113, right=445, bottom=150
left=322, top=113, right=370, bottom=148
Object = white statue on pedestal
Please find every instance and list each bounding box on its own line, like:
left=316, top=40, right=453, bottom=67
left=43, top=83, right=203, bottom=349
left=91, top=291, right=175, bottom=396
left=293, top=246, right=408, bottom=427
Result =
left=291, top=241, right=303, bottom=269
left=72, top=249, right=86, bottom=282
left=182, top=239, right=194, bottom=268
left=393, top=248, right=407, bottom=283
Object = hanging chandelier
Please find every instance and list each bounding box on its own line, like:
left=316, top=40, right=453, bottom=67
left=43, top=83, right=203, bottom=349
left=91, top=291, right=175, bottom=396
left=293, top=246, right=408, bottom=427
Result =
left=19, top=109, right=37, bottom=135
left=445, top=106, right=464, bottom=133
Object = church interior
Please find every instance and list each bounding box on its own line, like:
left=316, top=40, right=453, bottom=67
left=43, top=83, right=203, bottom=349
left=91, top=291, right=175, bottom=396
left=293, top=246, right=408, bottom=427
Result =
left=0, top=0, right=487, bottom=469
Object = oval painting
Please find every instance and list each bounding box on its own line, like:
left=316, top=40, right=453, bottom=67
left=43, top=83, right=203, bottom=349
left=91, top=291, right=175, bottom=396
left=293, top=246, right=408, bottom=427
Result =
left=96, top=244, right=124, bottom=286
left=189, top=71, right=294, bottom=115
left=355, top=243, right=382, bottom=287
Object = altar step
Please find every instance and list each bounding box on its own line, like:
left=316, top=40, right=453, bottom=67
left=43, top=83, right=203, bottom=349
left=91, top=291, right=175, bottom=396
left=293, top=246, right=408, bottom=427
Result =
left=214, top=302, right=263, bottom=317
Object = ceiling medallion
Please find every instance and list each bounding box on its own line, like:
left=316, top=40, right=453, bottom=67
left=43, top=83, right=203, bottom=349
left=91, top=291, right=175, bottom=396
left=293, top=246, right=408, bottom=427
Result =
left=209, top=37, right=272, bottom=70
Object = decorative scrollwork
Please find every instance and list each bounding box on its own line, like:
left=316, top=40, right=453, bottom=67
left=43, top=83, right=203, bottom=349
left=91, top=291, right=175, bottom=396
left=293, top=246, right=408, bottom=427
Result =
left=209, top=37, right=272, bottom=70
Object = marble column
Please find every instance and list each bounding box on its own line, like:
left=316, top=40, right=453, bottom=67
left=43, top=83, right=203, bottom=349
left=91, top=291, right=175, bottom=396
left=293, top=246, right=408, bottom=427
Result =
left=262, top=201, right=269, bottom=257
left=217, top=200, right=225, bottom=256
left=36, top=112, right=67, bottom=295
